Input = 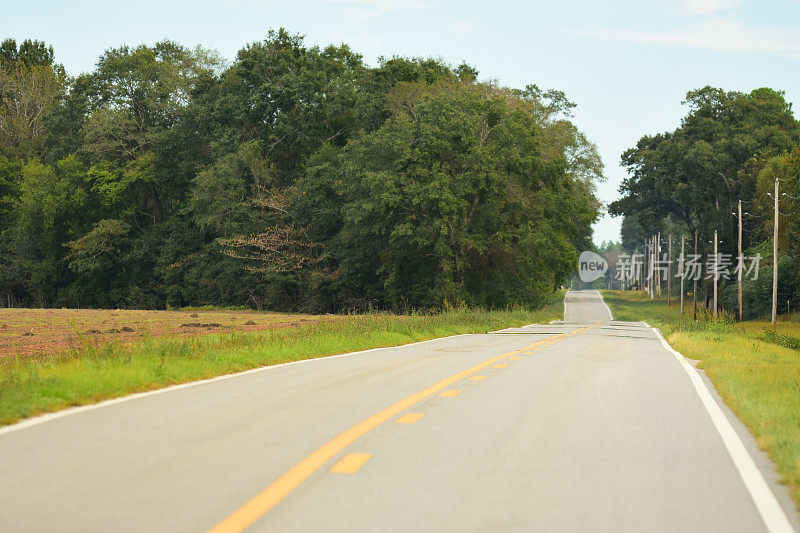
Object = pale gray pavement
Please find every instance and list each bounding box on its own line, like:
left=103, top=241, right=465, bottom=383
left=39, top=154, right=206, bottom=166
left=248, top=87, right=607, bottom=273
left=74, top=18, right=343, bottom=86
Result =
left=0, top=290, right=798, bottom=532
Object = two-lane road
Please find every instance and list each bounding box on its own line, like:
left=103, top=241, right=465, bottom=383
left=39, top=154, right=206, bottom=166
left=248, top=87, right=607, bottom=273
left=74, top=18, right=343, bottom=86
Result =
left=1, top=290, right=797, bottom=532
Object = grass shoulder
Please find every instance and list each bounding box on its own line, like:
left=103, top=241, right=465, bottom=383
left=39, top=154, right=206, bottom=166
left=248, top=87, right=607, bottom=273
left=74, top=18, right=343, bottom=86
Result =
left=0, top=291, right=565, bottom=428
left=601, top=290, right=800, bottom=511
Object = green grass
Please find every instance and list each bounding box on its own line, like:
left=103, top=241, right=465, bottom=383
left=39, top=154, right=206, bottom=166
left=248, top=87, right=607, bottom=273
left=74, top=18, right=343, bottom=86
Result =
left=0, top=293, right=564, bottom=427
left=602, top=290, right=800, bottom=511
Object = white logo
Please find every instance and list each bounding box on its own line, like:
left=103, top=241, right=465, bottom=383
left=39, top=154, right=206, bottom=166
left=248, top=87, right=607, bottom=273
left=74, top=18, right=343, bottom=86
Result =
left=578, top=251, right=607, bottom=282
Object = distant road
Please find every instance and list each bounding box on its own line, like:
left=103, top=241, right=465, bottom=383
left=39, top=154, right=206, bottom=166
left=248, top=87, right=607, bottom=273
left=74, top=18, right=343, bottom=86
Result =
left=1, top=290, right=797, bottom=532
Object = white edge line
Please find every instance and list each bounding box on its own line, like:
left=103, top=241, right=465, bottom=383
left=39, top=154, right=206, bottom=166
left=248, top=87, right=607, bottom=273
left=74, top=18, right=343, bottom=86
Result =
left=597, top=289, right=614, bottom=321
left=652, top=326, right=795, bottom=533
left=0, top=331, right=484, bottom=437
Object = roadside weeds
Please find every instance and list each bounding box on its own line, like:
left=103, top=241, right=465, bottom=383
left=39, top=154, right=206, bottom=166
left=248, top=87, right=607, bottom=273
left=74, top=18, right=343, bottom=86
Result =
left=0, top=294, right=564, bottom=428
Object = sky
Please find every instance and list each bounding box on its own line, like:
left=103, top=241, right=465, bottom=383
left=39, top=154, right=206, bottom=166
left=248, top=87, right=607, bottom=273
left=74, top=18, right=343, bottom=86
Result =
left=3, top=0, right=799, bottom=244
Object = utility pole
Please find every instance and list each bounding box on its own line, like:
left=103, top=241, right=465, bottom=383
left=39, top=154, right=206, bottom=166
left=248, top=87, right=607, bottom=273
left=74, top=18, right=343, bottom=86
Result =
left=639, top=244, right=643, bottom=291
left=667, top=234, right=672, bottom=306
left=647, top=237, right=656, bottom=300
left=652, top=235, right=656, bottom=299
left=642, top=241, right=646, bottom=293
left=653, top=235, right=657, bottom=299
left=639, top=243, right=643, bottom=292
left=680, top=234, right=685, bottom=314
left=648, top=236, right=652, bottom=298
left=772, top=177, right=779, bottom=327
left=645, top=238, right=649, bottom=296
left=656, top=233, right=661, bottom=299
left=645, top=238, right=648, bottom=295
left=737, top=199, right=743, bottom=321
left=637, top=245, right=641, bottom=291
left=693, top=230, right=698, bottom=321
left=713, top=229, right=718, bottom=319
left=648, top=238, right=651, bottom=294
left=659, top=233, right=663, bottom=298
left=660, top=233, right=664, bottom=298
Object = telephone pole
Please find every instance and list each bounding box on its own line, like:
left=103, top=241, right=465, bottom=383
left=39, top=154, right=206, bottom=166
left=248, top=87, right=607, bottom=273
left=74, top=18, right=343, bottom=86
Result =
left=645, top=238, right=648, bottom=296
left=713, top=229, right=718, bottom=319
left=772, top=178, right=779, bottom=327
left=643, top=240, right=647, bottom=294
left=667, top=234, right=672, bottom=306
left=654, top=235, right=658, bottom=299
left=637, top=245, right=642, bottom=291
left=649, top=236, right=655, bottom=299
left=680, top=234, right=685, bottom=314
left=642, top=237, right=650, bottom=296
left=652, top=234, right=657, bottom=299
left=656, top=233, right=662, bottom=298
left=693, top=230, right=698, bottom=321
left=660, top=233, right=664, bottom=299
left=737, top=199, right=743, bottom=321
left=637, top=245, right=641, bottom=291
left=639, top=244, right=644, bottom=291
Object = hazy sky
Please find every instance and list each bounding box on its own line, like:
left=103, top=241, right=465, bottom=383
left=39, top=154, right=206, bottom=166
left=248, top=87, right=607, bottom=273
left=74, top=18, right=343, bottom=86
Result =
left=4, top=0, right=799, bottom=244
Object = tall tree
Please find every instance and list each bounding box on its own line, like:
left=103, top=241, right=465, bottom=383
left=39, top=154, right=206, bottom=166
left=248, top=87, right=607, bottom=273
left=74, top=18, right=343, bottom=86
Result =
left=0, top=31, right=605, bottom=311
left=0, top=39, right=65, bottom=159
left=290, top=81, right=599, bottom=310
left=611, top=86, right=799, bottom=255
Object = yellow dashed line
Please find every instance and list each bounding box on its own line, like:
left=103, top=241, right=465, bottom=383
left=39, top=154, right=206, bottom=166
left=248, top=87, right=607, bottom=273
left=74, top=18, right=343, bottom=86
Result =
left=330, top=453, right=371, bottom=474
left=208, top=322, right=601, bottom=533
left=395, top=413, right=425, bottom=424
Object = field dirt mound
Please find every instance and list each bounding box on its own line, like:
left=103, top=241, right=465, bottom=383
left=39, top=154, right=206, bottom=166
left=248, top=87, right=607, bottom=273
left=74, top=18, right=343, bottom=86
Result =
left=0, top=308, right=326, bottom=358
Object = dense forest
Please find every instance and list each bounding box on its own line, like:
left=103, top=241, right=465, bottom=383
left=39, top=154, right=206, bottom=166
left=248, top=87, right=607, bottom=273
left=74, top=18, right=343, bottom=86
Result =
left=0, top=30, right=603, bottom=311
left=609, top=87, right=800, bottom=319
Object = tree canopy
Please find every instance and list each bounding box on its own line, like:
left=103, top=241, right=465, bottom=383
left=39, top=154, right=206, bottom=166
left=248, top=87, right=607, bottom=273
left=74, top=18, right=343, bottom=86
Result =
left=610, top=86, right=800, bottom=316
left=0, top=30, right=603, bottom=311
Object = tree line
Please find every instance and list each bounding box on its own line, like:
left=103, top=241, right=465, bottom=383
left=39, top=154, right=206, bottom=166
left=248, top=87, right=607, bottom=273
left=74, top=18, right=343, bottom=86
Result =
left=0, top=30, right=603, bottom=311
left=610, top=86, right=800, bottom=319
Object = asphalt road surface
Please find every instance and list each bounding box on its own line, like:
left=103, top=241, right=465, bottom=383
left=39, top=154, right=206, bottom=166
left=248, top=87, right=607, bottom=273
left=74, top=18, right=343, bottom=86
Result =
left=1, top=290, right=798, bottom=532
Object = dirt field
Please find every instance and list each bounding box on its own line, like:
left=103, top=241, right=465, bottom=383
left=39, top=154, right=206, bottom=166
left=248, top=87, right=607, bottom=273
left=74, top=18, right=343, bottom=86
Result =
left=0, top=308, right=324, bottom=357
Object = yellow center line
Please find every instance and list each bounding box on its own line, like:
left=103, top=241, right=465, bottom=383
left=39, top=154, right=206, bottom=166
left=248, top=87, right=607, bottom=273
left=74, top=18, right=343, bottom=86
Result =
left=493, top=364, right=508, bottom=369
left=509, top=356, right=522, bottom=360
left=208, top=322, right=599, bottom=533
left=439, top=389, right=461, bottom=397
left=329, top=453, right=371, bottom=474
left=395, top=413, right=425, bottom=424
